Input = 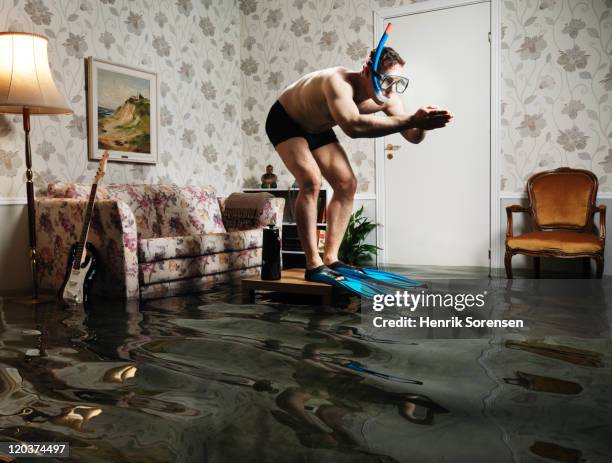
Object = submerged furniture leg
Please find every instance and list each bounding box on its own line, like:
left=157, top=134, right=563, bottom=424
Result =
left=534, top=257, right=541, bottom=278
left=582, top=257, right=590, bottom=278
left=504, top=252, right=513, bottom=279
left=242, top=287, right=255, bottom=303
left=595, top=256, right=604, bottom=279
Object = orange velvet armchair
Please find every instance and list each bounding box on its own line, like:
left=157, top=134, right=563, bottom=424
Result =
left=505, top=168, right=606, bottom=278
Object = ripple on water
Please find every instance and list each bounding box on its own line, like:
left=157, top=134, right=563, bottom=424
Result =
left=0, top=293, right=611, bottom=462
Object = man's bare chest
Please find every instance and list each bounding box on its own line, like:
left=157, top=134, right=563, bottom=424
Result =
left=356, top=99, right=385, bottom=115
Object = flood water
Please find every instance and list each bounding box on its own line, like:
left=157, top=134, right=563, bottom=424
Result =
left=1, top=278, right=611, bottom=462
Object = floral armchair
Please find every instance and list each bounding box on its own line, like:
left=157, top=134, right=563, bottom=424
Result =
left=36, top=183, right=284, bottom=300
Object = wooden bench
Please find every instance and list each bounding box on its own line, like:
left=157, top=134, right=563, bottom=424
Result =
left=241, top=268, right=334, bottom=304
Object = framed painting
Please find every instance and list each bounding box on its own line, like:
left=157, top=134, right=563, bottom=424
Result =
left=86, top=57, right=158, bottom=164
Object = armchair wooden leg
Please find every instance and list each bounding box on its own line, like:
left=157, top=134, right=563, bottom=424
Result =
left=505, top=251, right=513, bottom=279
left=582, top=257, right=591, bottom=278
left=534, top=257, right=541, bottom=278
left=595, top=256, right=604, bottom=279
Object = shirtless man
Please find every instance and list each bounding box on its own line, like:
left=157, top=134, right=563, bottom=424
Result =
left=265, top=47, right=453, bottom=282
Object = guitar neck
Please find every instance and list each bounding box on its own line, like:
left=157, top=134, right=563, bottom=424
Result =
left=73, top=183, right=98, bottom=269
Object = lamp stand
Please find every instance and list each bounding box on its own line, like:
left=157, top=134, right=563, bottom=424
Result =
left=23, top=107, right=41, bottom=302
left=12, top=108, right=55, bottom=306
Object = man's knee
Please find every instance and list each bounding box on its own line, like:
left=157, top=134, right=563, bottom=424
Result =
left=299, top=176, right=322, bottom=196
left=334, top=175, right=358, bottom=199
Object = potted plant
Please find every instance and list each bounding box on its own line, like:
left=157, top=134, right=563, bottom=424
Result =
left=338, top=206, right=381, bottom=265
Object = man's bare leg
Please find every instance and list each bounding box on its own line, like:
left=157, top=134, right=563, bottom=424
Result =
left=275, top=137, right=324, bottom=269
left=312, top=142, right=357, bottom=265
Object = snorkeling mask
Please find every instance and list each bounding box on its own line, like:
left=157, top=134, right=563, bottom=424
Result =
left=371, top=23, right=409, bottom=103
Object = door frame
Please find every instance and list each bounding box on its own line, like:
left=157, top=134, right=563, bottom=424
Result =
left=374, top=0, right=501, bottom=272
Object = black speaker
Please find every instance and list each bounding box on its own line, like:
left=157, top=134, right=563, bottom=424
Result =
left=262, top=224, right=281, bottom=280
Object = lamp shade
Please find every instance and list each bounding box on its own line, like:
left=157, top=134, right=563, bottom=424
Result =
left=0, top=32, right=72, bottom=115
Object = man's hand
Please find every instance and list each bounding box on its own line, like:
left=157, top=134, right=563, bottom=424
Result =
left=409, top=105, right=453, bottom=130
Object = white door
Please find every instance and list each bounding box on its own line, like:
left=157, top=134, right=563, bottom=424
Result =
left=378, top=1, right=491, bottom=267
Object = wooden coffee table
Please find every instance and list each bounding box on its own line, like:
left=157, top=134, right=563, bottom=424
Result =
left=241, top=268, right=334, bottom=304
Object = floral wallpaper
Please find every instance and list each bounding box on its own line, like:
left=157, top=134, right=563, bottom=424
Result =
left=501, top=0, right=612, bottom=193
left=239, top=0, right=612, bottom=194
left=1, top=0, right=610, bottom=200
left=0, top=0, right=241, bottom=199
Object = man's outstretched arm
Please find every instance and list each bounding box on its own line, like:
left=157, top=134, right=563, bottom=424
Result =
left=384, top=96, right=429, bottom=144
left=323, top=75, right=452, bottom=139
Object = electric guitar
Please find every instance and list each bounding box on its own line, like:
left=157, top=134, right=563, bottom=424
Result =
left=59, top=151, right=109, bottom=304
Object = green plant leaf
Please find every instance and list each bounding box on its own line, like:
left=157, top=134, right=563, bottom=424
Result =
left=338, top=207, right=379, bottom=264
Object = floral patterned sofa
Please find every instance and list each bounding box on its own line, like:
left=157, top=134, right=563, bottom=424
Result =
left=36, top=183, right=284, bottom=300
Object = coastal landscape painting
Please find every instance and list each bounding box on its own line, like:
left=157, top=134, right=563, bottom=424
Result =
left=87, top=58, right=158, bottom=164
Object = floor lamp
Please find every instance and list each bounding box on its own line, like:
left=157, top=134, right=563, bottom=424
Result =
left=0, top=32, right=72, bottom=301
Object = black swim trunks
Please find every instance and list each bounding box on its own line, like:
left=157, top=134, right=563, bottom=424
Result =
left=265, top=100, right=338, bottom=151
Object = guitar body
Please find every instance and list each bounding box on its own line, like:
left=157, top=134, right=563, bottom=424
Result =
left=59, top=242, right=98, bottom=304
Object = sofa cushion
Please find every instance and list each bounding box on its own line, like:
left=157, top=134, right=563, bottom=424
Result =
left=507, top=231, right=602, bottom=254
left=140, top=267, right=260, bottom=300
left=139, top=248, right=262, bottom=284
left=153, top=184, right=225, bottom=237
left=178, top=185, right=226, bottom=235
left=138, top=229, right=263, bottom=262
left=106, top=184, right=160, bottom=239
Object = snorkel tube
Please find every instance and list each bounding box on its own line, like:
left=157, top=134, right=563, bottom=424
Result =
left=371, top=22, right=393, bottom=104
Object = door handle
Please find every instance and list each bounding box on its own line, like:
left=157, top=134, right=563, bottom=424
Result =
left=385, top=144, right=401, bottom=151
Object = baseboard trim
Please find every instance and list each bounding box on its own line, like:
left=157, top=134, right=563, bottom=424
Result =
left=354, top=193, right=376, bottom=200
left=0, top=197, right=27, bottom=205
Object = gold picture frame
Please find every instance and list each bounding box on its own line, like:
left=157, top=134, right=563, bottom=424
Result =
left=86, top=57, right=158, bottom=164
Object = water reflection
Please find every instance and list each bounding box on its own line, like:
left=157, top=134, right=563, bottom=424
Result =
left=0, top=281, right=611, bottom=462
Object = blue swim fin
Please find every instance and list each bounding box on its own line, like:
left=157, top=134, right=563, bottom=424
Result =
left=329, top=261, right=425, bottom=290
left=305, top=265, right=391, bottom=299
